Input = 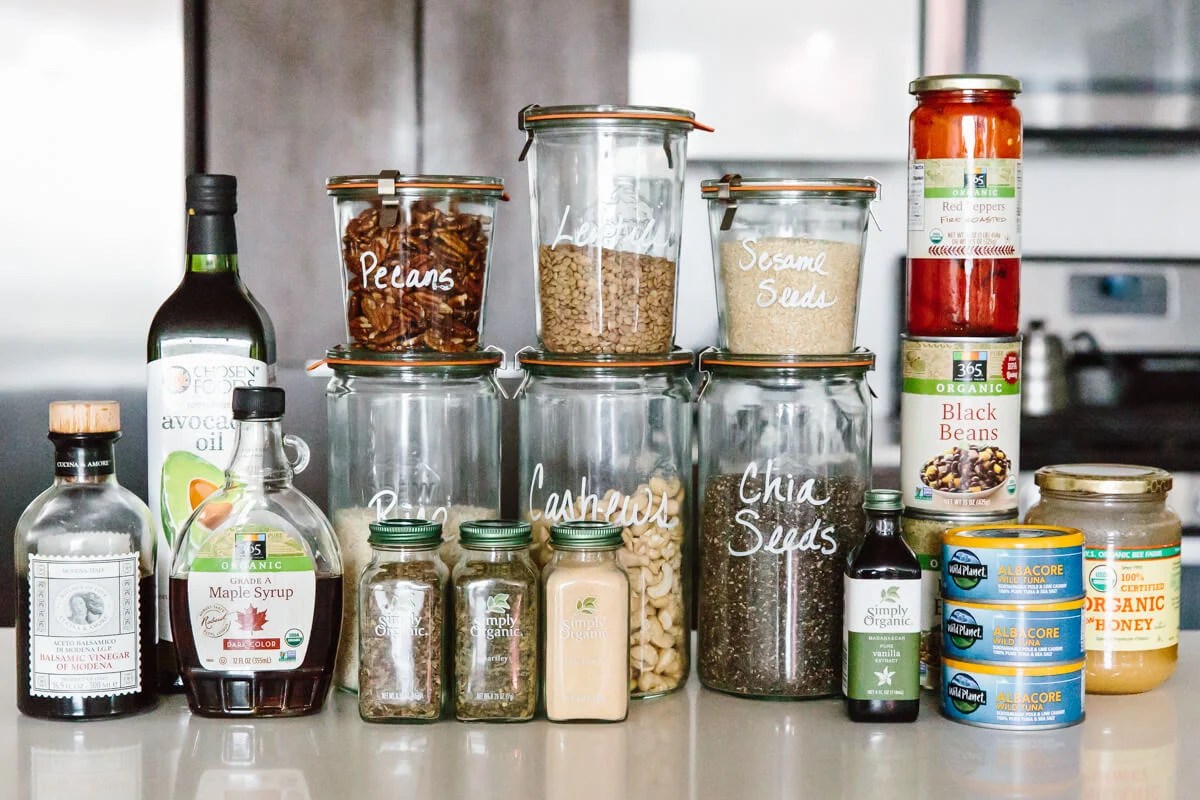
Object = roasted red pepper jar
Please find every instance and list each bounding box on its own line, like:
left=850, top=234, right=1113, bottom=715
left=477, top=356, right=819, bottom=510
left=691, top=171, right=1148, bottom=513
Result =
left=906, top=75, right=1022, bottom=337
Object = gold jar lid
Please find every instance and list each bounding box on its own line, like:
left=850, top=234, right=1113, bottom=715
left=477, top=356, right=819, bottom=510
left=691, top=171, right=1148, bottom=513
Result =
left=1034, top=464, right=1173, bottom=496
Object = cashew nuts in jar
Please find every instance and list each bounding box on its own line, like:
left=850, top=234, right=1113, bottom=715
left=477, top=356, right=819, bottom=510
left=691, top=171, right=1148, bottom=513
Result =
left=530, top=473, right=687, bottom=697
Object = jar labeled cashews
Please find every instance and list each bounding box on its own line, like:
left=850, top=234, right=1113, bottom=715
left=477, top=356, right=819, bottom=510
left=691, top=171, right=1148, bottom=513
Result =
left=517, top=349, right=694, bottom=698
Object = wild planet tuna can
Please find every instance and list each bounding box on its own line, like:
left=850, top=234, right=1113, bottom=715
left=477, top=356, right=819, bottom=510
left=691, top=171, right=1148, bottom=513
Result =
left=942, top=524, right=1084, bottom=604
left=942, top=597, right=1085, bottom=665
left=900, top=336, right=1021, bottom=514
left=942, top=657, right=1085, bottom=730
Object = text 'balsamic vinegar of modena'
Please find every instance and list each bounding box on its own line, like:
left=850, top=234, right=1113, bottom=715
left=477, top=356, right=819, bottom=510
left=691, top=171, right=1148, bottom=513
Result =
left=147, top=174, right=276, bottom=690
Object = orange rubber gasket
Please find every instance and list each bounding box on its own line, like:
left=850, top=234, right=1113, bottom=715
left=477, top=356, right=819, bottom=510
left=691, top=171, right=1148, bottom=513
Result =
left=524, top=111, right=715, bottom=132
left=520, top=356, right=694, bottom=369
left=327, top=181, right=509, bottom=201
left=309, top=356, right=501, bottom=371
left=702, top=357, right=874, bottom=368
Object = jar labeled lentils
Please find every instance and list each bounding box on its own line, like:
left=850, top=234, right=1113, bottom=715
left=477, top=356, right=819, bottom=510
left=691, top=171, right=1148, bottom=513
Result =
left=1025, top=464, right=1180, bottom=694
left=907, top=74, right=1022, bottom=337
left=697, top=350, right=874, bottom=698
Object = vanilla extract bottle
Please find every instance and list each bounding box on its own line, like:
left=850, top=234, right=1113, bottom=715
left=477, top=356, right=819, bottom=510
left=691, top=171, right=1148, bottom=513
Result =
left=843, top=489, right=921, bottom=723
left=147, top=173, right=276, bottom=692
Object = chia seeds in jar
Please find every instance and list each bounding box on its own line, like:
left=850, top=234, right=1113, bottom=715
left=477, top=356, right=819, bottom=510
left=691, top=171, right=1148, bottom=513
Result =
left=697, top=351, right=874, bottom=698
left=902, top=508, right=1017, bottom=689
left=451, top=520, right=539, bottom=722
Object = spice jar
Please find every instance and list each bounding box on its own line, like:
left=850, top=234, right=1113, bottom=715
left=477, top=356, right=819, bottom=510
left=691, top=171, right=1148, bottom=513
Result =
left=907, top=75, right=1022, bottom=337
left=1025, top=464, right=1180, bottom=694
left=543, top=521, right=631, bottom=722
left=326, top=172, right=506, bottom=353
left=323, top=347, right=502, bottom=691
left=517, top=349, right=692, bottom=698
left=452, top=520, right=539, bottom=722
left=518, top=104, right=712, bottom=354
left=697, top=350, right=874, bottom=698
left=358, top=518, right=449, bottom=723
left=701, top=176, right=879, bottom=354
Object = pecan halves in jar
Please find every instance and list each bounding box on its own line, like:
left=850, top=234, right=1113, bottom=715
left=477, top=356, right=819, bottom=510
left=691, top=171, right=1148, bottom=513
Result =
left=340, top=199, right=489, bottom=353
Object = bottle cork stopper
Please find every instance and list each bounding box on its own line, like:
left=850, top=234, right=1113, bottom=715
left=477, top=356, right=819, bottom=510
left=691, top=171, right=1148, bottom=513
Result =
left=48, top=401, right=121, bottom=434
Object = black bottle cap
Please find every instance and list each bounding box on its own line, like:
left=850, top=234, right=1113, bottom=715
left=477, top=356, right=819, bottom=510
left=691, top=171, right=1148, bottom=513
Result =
left=232, top=386, right=285, bottom=420
left=186, top=174, right=238, bottom=215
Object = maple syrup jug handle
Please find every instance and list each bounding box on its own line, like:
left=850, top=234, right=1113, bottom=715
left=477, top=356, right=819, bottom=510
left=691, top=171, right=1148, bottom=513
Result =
left=283, top=434, right=310, bottom=474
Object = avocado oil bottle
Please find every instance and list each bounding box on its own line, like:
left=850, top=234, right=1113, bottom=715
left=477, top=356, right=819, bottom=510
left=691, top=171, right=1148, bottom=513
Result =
left=147, top=174, right=276, bottom=691
left=843, top=489, right=921, bottom=722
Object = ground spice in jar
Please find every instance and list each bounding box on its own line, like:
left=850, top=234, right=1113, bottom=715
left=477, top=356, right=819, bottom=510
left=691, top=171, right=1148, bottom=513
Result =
left=358, top=519, right=448, bottom=722
left=699, top=472, right=866, bottom=697
left=452, top=520, right=539, bottom=721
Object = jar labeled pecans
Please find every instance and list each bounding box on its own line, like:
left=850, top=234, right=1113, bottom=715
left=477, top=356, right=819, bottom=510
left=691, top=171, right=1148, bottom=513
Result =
left=358, top=519, right=448, bottom=722
left=452, top=520, right=539, bottom=722
left=519, top=105, right=712, bottom=354
left=697, top=351, right=874, bottom=698
left=326, top=173, right=506, bottom=353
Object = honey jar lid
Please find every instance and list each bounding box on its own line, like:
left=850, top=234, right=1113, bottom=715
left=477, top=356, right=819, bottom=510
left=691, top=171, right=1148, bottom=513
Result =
left=49, top=401, right=120, bottom=434
left=1035, top=464, right=1173, bottom=495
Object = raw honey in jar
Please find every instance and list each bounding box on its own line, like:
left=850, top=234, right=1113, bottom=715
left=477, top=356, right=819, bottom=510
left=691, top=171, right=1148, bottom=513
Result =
left=1025, top=464, right=1180, bottom=694
left=906, top=74, right=1022, bottom=337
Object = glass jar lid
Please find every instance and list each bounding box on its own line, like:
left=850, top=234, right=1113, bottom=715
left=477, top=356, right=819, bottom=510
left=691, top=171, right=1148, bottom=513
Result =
left=549, top=520, right=623, bottom=550
left=368, top=518, right=443, bottom=547
left=460, top=519, right=533, bottom=548
left=326, top=171, right=506, bottom=199
left=700, top=176, right=880, bottom=201
left=315, top=345, right=504, bottom=376
left=909, top=74, right=1022, bottom=94
left=518, top=104, right=713, bottom=133
left=518, top=348, right=693, bottom=376
left=699, top=348, right=875, bottom=375
left=1034, top=464, right=1173, bottom=496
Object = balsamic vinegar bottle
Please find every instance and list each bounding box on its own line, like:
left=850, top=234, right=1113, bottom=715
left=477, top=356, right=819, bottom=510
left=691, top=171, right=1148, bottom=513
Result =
left=147, top=174, right=276, bottom=691
left=843, top=489, right=922, bottom=722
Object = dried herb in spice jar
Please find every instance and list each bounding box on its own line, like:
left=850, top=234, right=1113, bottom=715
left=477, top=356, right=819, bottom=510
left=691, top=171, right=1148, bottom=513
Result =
left=358, top=519, right=448, bottom=723
left=698, top=471, right=867, bottom=698
left=452, top=520, right=539, bottom=722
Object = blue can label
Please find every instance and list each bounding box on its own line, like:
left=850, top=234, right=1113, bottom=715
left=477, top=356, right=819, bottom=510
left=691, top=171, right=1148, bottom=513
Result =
left=941, top=659, right=1085, bottom=729
left=942, top=600, right=1084, bottom=664
left=942, top=545, right=1083, bottom=602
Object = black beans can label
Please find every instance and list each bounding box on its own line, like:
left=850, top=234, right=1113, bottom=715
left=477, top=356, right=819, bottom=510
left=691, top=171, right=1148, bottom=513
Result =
left=901, top=336, right=1021, bottom=514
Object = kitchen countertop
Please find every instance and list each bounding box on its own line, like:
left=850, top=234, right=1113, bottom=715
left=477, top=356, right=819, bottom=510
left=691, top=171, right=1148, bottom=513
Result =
left=2, top=630, right=1185, bottom=799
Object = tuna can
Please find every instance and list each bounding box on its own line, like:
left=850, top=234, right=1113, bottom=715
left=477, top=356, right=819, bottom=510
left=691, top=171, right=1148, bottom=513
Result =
left=900, top=335, right=1021, bottom=514
left=901, top=508, right=1017, bottom=689
left=941, top=657, right=1085, bottom=730
left=942, top=524, right=1084, bottom=604
left=942, top=597, right=1085, bottom=664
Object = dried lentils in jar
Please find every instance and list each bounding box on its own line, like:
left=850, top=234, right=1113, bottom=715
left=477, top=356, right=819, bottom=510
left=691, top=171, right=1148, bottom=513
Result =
left=452, top=520, right=539, bottom=721
left=358, top=519, right=448, bottom=722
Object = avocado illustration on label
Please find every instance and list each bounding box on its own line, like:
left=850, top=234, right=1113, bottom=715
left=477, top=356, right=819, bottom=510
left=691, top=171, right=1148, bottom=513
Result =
left=161, top=451, right=226, bottom=542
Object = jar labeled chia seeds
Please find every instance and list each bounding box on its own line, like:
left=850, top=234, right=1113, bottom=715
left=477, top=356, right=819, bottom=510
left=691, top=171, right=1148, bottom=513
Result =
left=902, top=508, right=1018, bottom=690
left=697, top=350, right=874, bottom=698
left=516, top=349, right=693, bottom=698
left=323, top=347, right=504, bottom=691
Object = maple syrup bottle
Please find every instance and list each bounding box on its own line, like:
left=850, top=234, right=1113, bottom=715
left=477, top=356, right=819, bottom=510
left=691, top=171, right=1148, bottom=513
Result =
left=169, top=386, right=342, bottom=717
left=843, top=489, right=921, bottom=723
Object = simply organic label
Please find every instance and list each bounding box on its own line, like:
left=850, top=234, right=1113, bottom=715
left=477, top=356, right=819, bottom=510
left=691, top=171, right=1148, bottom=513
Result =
left=1085, top=545, right=1181, bottom=651
left=901, top=338, right=1021, bottom=512
left=908, top=158, right=1021, bottom=259
left=148, top=353, right=270, bottom=641
left=843, top=578, right=921, bottom=700
left=470, top=593, right=521, bottom=642
left=186, top=525, right=315, bottom=672
left=28, top=553, right=140, bottom=697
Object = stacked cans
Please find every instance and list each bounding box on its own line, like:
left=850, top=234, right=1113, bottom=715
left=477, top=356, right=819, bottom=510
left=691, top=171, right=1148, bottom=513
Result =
left=900, top=73, right=1027, bottom=691
left=939, top=524, right=1086, bottom=730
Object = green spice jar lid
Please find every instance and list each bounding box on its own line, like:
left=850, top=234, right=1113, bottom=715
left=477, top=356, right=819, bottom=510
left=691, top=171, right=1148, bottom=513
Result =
left=549, top=520, right=623, bottom=550
left=1034, top=464, right=1173, bottom=496
left=460, top=519, right=533, bottom=548
left=368, top=518, right=443, bottom=547
left=864, top=489, right=902, bottom=511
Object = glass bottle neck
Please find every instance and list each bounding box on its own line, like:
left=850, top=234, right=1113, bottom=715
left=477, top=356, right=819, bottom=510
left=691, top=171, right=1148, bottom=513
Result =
left=866, top=510, right=900, bottom=538
left=225, top=417, right=291, bottom=485
left=186, top=212, right=239, bottom=274
left=51, top=433, right=119, bottom=486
